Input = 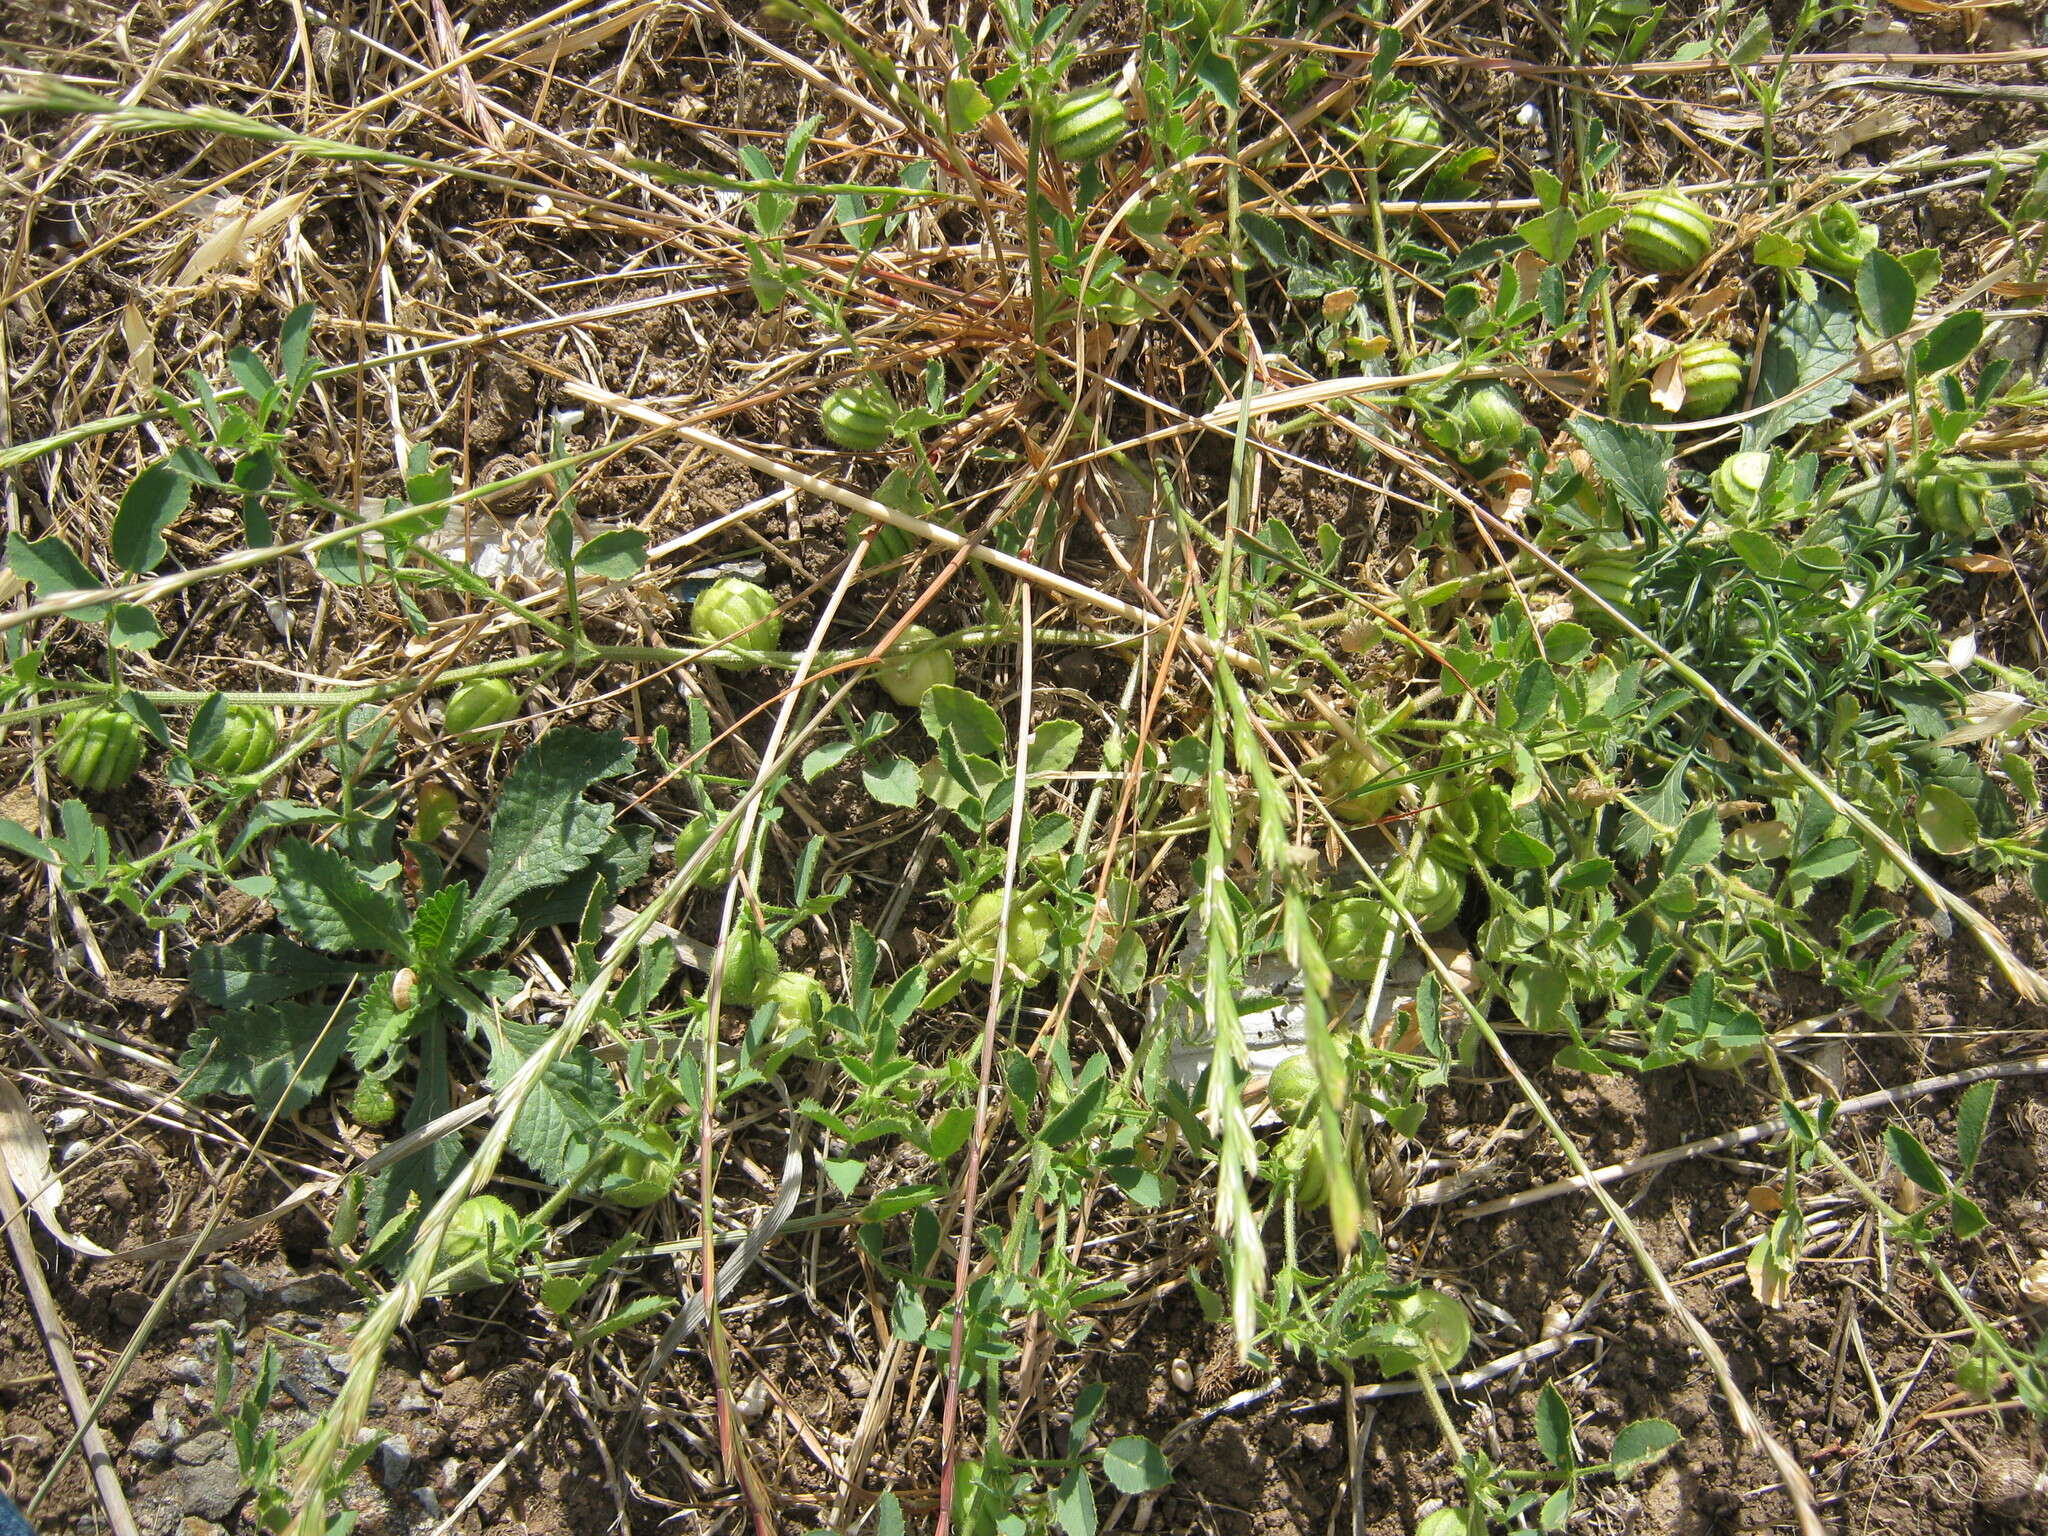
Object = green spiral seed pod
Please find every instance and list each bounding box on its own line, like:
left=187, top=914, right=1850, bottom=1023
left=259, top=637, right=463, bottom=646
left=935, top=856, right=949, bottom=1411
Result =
left=1914, top=459, right=1992, bottom=540
left=1797, top=202, right=1877, bottom=281
left=1371, top=103, right=1444, bottom=181
left=54, top=706, right=146, bottom=792
left=348, top=1078, right=398, bottom=1128
left=443, top=678, right=522, bottom=735
left=819, top=384, right=895, bottom=452
left=1618, top=190, right=1714, bottom=275
left=691, top=577, right=783, bottom=667
left=1710, top=451, right=1773, bottom=519
left=1675, top=339, right=1745, bottom=419
left=1044, top=82, right=1127, bottom=163
left=190, top=703, right=278, bottom=775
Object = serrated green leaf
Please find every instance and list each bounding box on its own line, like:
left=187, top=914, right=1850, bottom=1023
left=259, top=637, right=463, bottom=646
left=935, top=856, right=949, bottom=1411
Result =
left=1667, top=806, right=1724, bottom=876
left=571, top=1294, right=674, bottom=1346
left=921, top=683, right=1006, bottom=760
left=1951, top=1191, right=1989, bottom=1241
left=107, top=604, right=163, bottom=651
left=1098, top=1435, right=1170, bottom=1495
left=361, top=1028, right=459, bottom=1263
left=407, top=883, right=469, bottom=968
left=347, top=973, right=424, bottom=1073
left=863, top=751, right=921, bottom=807
left=189, top=934, right=367, bottom=1008
left=575, top=528, right=647, bottom=579
left=1053, top=1466, right=1097, bottom=1536
left=269, top=839, right=409, bottom=954
left=1915, top=310, right=1983, bottom=374
left=1745, top=289, right=1857, bottom=448
left=483, top=1014, right=621, bottom=1186
left=467, top=728, right=636, bottom=932
left=1568, top=418, right=1670, bottom=524
left=179, top=999, right=351, bottom=1116
left=1535, top=1382, right=1577, bottom=1469
left=0, top=816, right=54, bottom=863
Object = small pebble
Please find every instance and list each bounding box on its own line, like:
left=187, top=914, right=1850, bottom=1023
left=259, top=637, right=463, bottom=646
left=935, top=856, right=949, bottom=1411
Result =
left=167, top=1357, right=208, bottom=1388
left=377, top=1434, right=414, bottom=1487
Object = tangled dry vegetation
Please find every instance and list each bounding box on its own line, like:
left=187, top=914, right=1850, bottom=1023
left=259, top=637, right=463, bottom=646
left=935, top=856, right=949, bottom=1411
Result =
left=2, top=1, right=2048, bottom=1534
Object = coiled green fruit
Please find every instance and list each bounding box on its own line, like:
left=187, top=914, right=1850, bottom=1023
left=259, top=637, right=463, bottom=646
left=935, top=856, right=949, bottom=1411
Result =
left=1618, top=191, right=1714, bottom=275
left=1368, top=103, right=1444, bottom=181
left=348, top=1078, right=398, bottom=1128
left=1797, top=202, right=1877, bottom=281
left=720, top=929, right=781, bottom=1007
left=1044, top=82, right=1127, bottom=162
left=1571, top=549, right=1640, bottom=630
left=603, top=1130, right=682, bottom=1208
left=820, top=385, right=894, bottom=452
left=190, top=703, right=278, bottom=775
left=1313, top=896, right=1399, bottom=981
left=54, top=706, right=145, bottom=791
left=1675, top=339, right=1745, bottom=420
left=875, top=624, right=955, bottom=707
left=1914, top=459, right=1993, bottom=540
left=1710, top=451, right=1773, bottom=519
left=1266, top=1054, right=1322, bottom=1125
left=1314, top=741, right=1400, bottom=825
left=437, top=1195, right=525, bottom=1292
left=444, top=678, right=521, bottom=735
left=691, top=577, right=782, bottom=667
left=1401, top=844, right=1467, bottom=933
left=958, top=892, right=1055, bottom=986
left=1448, top=383, right=1530, bottom=469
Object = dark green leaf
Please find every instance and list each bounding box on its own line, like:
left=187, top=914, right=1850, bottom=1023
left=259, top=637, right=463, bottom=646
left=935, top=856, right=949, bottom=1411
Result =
left=1567, top=418, right=1670, bottom=524
left=1535, top=1383, right=1576, bottom=1470
left=1885, top=1125, right=1948, bottom=1195
left=1855, top=250, right=1916, bottom=339
left=280, top=302, right=316, bottom=396
left=876, top=1490, right=906, bottom=1536
left=0, top=817, right=54, bottom=863
left=1606, top=1418, right=1680, bottom=1477
left=361, top=1028, right=459, bottom=1263
left=467, top=729, right=637, bottom=931
left=1666, top=807, right=1723, bottom=877
left=1951, top=1192, right=1989, bottom=1242
left=1493, top=828, right=1556, bottom=870
left=178, top=1000, right=351, bottom=1116
left=1745, top=289, right=1857, bottom=448
left=1039, top=1072, right=1110, bottom=1149
left=107, top=603, right=163, bottom=651
left=5, top=533, right=110, bottom=622
left=347, top=974, right=424, bottom=1073
left=1098, top=1435, right=1171, bottom=1495
left=111, top=461, right=193, bottom=575
left=1955, top=1079, right=1995, bottom=1178
left=269, top=839, right=409, bottom=954
left=484, top=1015, right=622, bottom=1186
left=1915, top=311, right=1983, bottom=374
left=1557, top=857, right=1614, bottom=892
left=575, top=529, right=647, bottom=579
left=189, top=934, right=367, bottom=1008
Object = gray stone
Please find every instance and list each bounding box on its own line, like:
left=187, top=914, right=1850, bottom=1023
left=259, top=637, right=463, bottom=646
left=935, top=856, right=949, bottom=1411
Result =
left=376, top=1434, right=413, bottom=1487
left=272, top=1274, right=353, bottom=1309
left=172, top=1430, right=227, bottom=1468
left=397, top=1389, right=432, bottom=1413
left=167, top=1357, right=208, bottom=1388
left=411, top=1487, right=442, bottom=1519
left=128, top=1431, right=170, bottom=1465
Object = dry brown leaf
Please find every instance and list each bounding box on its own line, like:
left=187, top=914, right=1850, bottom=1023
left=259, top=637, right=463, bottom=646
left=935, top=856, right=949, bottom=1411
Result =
left=0, top=1074, right=112, bottom=1257
left=1947, top=553, right=2015, bottom=574
left=1648, top=349, right=1688, bottom=413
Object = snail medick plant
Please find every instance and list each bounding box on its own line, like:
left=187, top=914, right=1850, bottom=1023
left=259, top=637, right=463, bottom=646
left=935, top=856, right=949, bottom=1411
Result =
left=435, top=1196, right=527, bottom=1293
left=1367, top=102, right=1443, bottom=182
left=1710, top=451, right=1773, bottom=519
left=443, top=678, right=522, bottom=736
left=957, top=891, right=1055, bottom=985
left=1313, top=738, right=1401, bottom=825
left=1043, top=81, right=1126, bottom=162
left=54, top=704, right=146, bottom=791
left=690, top=576, right=782, bottom=666
left=719, top=929, right=781, bottom=1007
left=1445, top=383, right=1530, bottom=472
left=1618, top=190, right=1714, bottom=275
left=188, top=703, right=279, bottom=776
left=874, top=624, right=954, bottom=707
left=1796, top=202, right=1878, bottom=280
left=819, top=384, right=895, bottom=452
left=1675, top=339, right=1745, bottom=420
